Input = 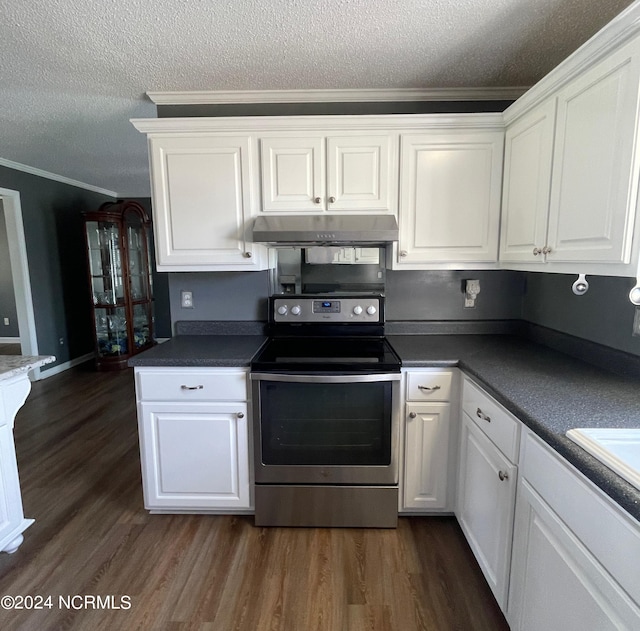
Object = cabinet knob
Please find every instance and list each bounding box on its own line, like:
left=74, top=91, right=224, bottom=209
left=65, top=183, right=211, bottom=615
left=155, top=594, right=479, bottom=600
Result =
left=542, top=246, right=552, bottom=255
left=237, top=412, right=245, bottom=419
left=476, top=407, right=491, bottom=422
left=329, top=196, right=336, bottom=203
left=244, top=251, right=252, bottom=258
left=533, top=247, right=542, bottom=256
left=418, top=385, right=441, bottom=392
left=498, top=470, right=509, bottom=482
left=409, top=412, right=417, bottom=419
left=314, top=197, right=321, bottom=204
left=400, top=250, right=408, bottom=257
left=181, top=385, right=204, bottom=391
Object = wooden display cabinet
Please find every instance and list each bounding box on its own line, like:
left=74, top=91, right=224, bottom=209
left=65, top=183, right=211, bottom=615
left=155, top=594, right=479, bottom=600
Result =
left=84, top=200, right=154, bottom=370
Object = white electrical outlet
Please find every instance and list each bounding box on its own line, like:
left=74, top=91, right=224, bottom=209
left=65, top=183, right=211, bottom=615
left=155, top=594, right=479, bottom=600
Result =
left=3, top=317, right=8, bottom=326
left=181, top=290, right=194, bottom=308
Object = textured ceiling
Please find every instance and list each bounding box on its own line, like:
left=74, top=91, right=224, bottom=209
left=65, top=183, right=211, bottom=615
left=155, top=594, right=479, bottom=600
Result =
left=0, top=0, right=635, bottom=196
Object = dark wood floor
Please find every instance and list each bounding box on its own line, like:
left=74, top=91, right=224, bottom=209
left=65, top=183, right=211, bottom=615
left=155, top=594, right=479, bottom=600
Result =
left=0, top=343, right=21, bottom=355
left=0, top=364, right=509, bottom=631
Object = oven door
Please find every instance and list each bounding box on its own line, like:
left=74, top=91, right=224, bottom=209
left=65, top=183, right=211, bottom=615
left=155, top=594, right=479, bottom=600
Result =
left=251, top=373, right=400, bottom=485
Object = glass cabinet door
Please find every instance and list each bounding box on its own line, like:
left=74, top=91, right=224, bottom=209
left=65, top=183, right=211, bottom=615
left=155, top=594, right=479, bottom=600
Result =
left=86, top=221, right=125, bottom=307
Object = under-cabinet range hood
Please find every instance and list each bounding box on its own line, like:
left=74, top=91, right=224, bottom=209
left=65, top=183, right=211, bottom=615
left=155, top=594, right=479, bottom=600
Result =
left=252, top=214, right=399, bottom=246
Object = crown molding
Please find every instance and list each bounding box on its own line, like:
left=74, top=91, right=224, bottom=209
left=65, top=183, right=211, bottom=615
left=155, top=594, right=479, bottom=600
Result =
left=146, top=87, right=528, bottom=106
left=131, top=112, right=505, bottom=134
left=0, top=158, right=118, bottom=197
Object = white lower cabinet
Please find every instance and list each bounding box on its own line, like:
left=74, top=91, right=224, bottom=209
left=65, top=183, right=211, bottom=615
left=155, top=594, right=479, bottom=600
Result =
left=457, top=378, right=519, bottom=612
left=135, top=368, right=252, bottom=512
left=508, top=431, right=640, bottom=630
left=401, top=369, right=455, bottom=512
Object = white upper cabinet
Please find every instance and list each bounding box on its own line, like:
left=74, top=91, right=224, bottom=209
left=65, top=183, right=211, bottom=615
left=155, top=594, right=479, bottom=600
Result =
left=548, top=40, right=640, bottom=264
left=142, top=133, right=266, bottom=271
left=259, top=133, right=396, bottom=213
left=501, top=29, right=640, bottom=274
left=396, top=129, right=504, bottom=267
left=500, top=99, right=556, bottom=263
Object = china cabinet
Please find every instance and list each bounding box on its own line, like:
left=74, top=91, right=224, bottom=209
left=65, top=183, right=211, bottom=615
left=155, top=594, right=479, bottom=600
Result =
left=83, top=200, right=154, bottom=370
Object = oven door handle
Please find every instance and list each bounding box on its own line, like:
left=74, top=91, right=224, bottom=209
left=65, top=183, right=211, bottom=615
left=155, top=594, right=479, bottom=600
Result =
left=250, top=372, right=401, bottom=383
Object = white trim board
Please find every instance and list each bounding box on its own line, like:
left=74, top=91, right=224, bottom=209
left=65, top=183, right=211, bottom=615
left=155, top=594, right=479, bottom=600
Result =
left=38, top=353, right=94, bottom=379
left=0, top=157, right=118, bottom=197
left=147, top=87, right=529, bottom=106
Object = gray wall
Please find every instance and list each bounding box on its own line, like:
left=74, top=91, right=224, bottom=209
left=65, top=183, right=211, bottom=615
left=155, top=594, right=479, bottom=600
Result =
left=522, top=272, right=640, bottom=356
left=0, top=201, right=19, bottom=337
left=0, top=165, right=116, bottom=368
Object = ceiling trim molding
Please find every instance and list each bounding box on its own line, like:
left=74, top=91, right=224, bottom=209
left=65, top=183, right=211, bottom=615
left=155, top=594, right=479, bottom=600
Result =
left=0, top=158, right=118, bottom=197
left=146, top=87, right=528, bottom=106
left=131, top=112, right=505, bottom=134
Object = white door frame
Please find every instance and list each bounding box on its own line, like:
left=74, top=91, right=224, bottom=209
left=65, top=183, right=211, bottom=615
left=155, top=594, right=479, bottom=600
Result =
left=0, top=187, right=40, bottom=379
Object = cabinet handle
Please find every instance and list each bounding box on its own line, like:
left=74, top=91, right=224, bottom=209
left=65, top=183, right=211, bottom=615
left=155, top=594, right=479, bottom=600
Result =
left=476, top=407, right=491, bottom=422
left=314, top=197, right=321, bottom=204
left=181, top=385, right=204, bottom=390
left=400, top=250, right=408, bottom=257
left=418, top=384, right=441, bottom=392
left=542, top=246, right=552, bottom=255
left=533, top=247, right=542, bottom=256
left=329, top=196, right=336, bottom=203
left=498, top=470, right=509, bottom=481
left=243, top=251, right=252, bottom=258
left=409, top=412, right=417, bottom=419
left=237, top=412, right=245, bottom=419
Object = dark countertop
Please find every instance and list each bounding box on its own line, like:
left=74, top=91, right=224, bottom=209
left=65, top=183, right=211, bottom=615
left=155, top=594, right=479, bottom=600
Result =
left=127, top=335, right=267, bottom=367
left=388, top=334, right=640, bottom=522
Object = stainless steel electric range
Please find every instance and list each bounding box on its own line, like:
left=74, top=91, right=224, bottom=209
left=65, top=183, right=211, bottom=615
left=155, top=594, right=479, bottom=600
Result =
left=250, top=295, right=401, bottom=528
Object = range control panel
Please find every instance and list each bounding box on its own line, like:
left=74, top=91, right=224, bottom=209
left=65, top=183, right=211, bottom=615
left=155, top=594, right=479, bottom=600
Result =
left=272, top=297, right=382, bottom=323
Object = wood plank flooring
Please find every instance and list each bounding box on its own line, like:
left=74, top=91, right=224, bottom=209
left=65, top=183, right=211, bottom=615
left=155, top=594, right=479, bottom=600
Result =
left=0, top=364, right=509, bottom=631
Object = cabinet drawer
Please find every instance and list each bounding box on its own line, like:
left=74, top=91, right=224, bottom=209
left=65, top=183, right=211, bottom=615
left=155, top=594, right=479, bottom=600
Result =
left=136, top=369, right=248, bottom=402
left=406, top=371, right=452, bottom=401
left=462, top=378, right=520, bottom=462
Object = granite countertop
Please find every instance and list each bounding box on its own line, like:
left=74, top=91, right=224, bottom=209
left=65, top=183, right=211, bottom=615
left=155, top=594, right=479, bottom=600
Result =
left=127, top=335, right=267, bottom=367
left=388, top=334, right=640, bottom=521
left=0, top=355, right=56, bottom=381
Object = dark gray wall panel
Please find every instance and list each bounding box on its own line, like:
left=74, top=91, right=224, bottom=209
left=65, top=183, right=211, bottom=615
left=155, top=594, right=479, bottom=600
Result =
left=385, top=269, right=525, bottom=321
left=0, top=165, right=115, bottom=368
left=521, top=272, right=640, bottom=356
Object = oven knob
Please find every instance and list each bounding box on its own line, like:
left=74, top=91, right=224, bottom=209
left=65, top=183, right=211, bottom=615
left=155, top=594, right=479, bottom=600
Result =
left=366, top=305, right=377, bottom=315
left=277, top=305, right=288, bottom=315
left=291, top=305, right=301, bottom=316
left=353, top=305, right=363, bottom=315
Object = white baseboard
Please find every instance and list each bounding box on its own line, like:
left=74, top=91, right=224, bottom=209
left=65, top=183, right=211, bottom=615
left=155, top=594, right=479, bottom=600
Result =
left=38, top=353, right=94, bottom=379
left=0, top=336, right=20, bottom=344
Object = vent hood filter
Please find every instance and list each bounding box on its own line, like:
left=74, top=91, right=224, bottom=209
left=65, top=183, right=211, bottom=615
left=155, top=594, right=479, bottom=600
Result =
left=252, top=214, right=399, bottom=245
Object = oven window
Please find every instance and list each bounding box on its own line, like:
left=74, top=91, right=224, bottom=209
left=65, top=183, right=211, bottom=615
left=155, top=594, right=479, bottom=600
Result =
left=259, top=381, right=392, bottom=466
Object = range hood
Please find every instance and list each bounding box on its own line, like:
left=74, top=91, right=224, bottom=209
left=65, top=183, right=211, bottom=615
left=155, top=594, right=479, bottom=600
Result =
left=252, top=214, right=399, bottom=246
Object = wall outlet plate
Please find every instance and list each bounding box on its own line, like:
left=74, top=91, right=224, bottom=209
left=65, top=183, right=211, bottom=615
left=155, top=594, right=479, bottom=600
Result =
left=181, top=290, right=194, bottom=308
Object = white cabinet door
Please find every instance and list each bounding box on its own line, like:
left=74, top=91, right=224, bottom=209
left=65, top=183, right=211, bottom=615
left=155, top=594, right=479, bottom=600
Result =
left=260, top=136, right=324, bottom=212
left=398, top=131, right=503, bottom=264
left=547, top=39, right=640, bottom=263
left=139, top=401, right=251, bottom=511
left=509, top=478, right=640, bottom=631
left=260, top=134, right=396, bottom=213
left=148, top=135, right=262, bottom=271
left=457, top=413, right=517, bottom=611
left=500, top=99, right=556, bottom=263
left=403, top=402, right=450, bottom=511
left=326, top=135, right=394, bottom=211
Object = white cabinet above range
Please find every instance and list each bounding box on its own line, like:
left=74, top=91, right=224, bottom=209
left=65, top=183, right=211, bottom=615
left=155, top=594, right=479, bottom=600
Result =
left=259, top=133, right=397, bottom=213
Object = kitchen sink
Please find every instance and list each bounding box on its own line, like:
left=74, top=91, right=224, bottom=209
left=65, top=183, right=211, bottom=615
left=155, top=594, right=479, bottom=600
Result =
left=566, top=428, right=640, bottom=491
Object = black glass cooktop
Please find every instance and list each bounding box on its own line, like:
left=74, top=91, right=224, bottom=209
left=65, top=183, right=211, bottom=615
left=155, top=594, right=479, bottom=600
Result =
left=251, top=336, right=401, bottom=373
